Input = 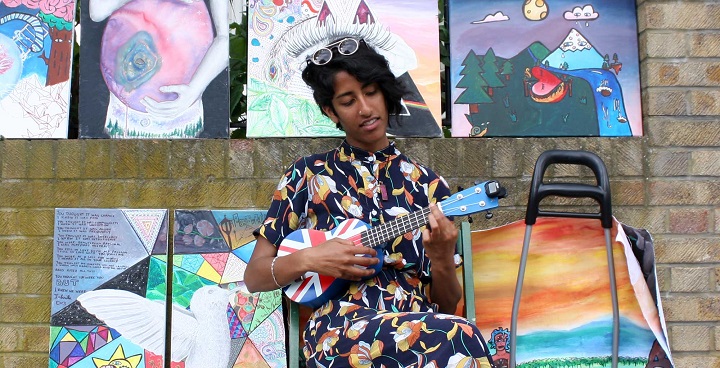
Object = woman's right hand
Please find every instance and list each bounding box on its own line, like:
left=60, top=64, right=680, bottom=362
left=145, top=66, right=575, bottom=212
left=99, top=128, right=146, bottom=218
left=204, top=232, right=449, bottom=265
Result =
left=303, top=238, right=379, bottom=281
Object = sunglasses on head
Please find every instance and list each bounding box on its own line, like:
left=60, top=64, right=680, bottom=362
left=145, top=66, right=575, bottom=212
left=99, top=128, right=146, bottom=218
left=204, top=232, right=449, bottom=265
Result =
left=307, top=38, right=362, bottom=66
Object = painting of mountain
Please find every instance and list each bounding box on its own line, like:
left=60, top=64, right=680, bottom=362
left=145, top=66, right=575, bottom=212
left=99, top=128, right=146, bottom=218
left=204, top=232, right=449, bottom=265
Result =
left=448, top=0, right=642, bottom=137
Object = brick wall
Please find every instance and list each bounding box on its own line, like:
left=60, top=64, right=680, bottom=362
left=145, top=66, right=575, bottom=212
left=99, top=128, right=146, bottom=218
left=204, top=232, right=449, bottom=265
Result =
left=1, top=0, right=719, bottom=366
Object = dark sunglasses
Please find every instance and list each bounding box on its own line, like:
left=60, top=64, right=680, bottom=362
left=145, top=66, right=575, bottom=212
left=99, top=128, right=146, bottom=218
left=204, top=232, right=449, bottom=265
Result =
left=307, top=38, right=361, bottom=66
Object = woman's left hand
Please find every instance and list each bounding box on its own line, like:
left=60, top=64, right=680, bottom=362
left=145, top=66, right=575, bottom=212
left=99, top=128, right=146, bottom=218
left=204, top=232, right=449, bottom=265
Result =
left=422, top=203, right=458, bottom=266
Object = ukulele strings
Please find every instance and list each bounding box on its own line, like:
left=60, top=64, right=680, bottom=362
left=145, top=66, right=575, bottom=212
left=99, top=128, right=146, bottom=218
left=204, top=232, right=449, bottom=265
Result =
left=341, top=189, right=483, bottom=248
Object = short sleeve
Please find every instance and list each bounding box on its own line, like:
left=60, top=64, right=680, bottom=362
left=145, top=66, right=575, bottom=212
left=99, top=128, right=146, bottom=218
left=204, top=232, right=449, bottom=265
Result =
left=256, top=160, right=309, bottom=246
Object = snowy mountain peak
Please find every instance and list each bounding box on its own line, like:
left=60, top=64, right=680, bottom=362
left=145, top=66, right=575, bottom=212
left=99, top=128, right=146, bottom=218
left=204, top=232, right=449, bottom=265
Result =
left=558, top=29, right=593, bottom=52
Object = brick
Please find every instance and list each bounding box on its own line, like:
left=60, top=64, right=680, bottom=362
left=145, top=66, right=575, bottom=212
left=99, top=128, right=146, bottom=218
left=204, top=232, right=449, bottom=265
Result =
left=210, top=179, right=257, bottom=208
left=663, top=294, right=720, bottom=322
left=643, top=89, right=687, bottom=115
left=80, top=180, right=130, bottom=208
left=648, top=150, right=692, bottom=176
left=0, top=353, right=49, bottom=367
left=647, top=118, right=720, bottom=147
left=26, top=141, right=55, bottom=179
left=0, top=180, right=32, bottom=208
left=18, top=266, right=52, bottom=295
left=654, top=236, right=720, bottom=263
left=14, top=209, right=54, bottom=236
left=169, top=140, right=198, bottom=179
left=18, top=326, right=48, bottom=352
left=648, top=179, right=720, bottom=205
left=132, top=180, right=173, bottom=208
left=610, top=179, right=645, bottom=206
left=602, top=138, right=646, bottom=177
left=0, top=266, right=19, bottom=293
left=400, top=138, right=432, bottom=170
left=691, top=32, right=720, bottom=57
left=112, top=140, right=142, bottom=179
left=0, top=295, right=50, bottom=323
left=0, top=210, right=18, bottom=236
left=669, top=208, right=709, bottom=234
left=194, top=139, right=227, bottom=180
left=716, top=268, right=720, bottom=292
left=670, top=355, right=720, bottom=368
left=691, top=90, right=720, bottom=115
left=643, top=31, right=687, bottom=58
left=613, top=207, right=667, bottom=235
left=431, top=138, right=461, bottom=178
left=671, top=325, right=713, bottom=351
left=228, top=139, right=255, bottom=178
left=141, top=140, right=171, bottom=179
left=82, top=140, right=112, bottom=179
left=716, top=208, right=720, bottom=234
left=56, top=140, right=83, bottom=179
left=647, top=61, right=720, bottom=87
left=642, top=3, right=720, bottom=30
left=671, top=267, right=712, bottom=292
left=1, top=237, right=53, bottom=265
left=0, top=325, right=20, bottom=351
left=489, top=138, right=521, bottom=177
left=645, top=61, right=681, bottom=86
left=256, top=139, right=285, bottom=178
left=46, top=180, right=82, bottom=208
left=1, top=140, right=27, bottom=179
left=253, top=179, right=281, bottom=208
left=656, top=265, right=669, bottom=292
left=688, top=150, right=720, bottom=176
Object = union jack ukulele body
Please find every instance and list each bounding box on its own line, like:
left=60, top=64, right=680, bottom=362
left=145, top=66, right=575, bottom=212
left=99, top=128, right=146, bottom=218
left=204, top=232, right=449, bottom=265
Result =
left=278, top=180, right=506, bottom=308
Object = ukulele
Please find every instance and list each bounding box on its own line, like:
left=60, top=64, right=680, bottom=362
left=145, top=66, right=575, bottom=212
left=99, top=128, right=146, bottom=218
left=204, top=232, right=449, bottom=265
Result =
left=277, top=180, right=506, bottom=308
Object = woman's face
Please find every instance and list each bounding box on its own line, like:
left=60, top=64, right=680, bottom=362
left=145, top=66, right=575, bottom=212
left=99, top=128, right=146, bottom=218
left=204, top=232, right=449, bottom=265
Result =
left=323, top=71, right=390, bottom=152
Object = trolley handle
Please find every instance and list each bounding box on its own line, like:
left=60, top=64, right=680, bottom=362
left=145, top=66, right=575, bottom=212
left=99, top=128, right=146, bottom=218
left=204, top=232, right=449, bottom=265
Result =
left=525, top=150, right=612, bottom=228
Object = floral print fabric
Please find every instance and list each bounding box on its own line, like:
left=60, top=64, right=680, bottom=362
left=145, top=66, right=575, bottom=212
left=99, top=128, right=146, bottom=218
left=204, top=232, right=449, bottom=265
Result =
left=257, top=140, right=492, bottom=367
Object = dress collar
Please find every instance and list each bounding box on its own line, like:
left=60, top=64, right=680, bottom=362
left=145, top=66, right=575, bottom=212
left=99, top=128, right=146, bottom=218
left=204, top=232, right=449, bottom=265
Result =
left=338, top=140, right=397, bottom=163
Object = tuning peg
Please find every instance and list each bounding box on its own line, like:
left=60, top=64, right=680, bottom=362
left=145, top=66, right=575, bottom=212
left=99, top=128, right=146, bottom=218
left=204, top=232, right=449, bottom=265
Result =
left=485, top=211, right=494, bottom=220
left=457, top=185, right=465, bottom=192
left=467, top=215, right=473, bottom=224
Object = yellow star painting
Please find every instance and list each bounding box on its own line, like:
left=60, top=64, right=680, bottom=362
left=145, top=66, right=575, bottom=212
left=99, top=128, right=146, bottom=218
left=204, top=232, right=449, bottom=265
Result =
left=92, top=345, right=142, bottom=368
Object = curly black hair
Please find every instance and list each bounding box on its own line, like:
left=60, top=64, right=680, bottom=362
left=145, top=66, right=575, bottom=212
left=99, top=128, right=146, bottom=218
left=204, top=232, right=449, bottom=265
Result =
left=301, top=39, right=406, bottom=129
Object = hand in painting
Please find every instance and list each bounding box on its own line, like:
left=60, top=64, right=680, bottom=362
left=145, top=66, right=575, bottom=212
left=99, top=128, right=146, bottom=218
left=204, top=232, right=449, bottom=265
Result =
left=140, top=84, right=202, bottom=118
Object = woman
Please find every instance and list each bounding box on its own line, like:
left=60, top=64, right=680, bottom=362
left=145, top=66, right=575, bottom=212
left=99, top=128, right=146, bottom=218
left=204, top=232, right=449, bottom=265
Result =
left=245, top=37, right=492, bottom=367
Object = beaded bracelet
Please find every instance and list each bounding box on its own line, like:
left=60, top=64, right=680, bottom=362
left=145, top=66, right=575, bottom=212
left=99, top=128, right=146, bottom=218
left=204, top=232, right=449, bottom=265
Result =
left=270, top=256, right=283, bottom=288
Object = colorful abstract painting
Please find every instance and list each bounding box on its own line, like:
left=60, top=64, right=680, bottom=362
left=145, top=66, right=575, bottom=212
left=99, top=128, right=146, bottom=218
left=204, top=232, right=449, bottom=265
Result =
left=467, top=217, right=672, bottom=367
left=0, top=0, right=74, bottom=138
left=448, top=0, right=642, bottom=137
left=173, top=209, right=286, bottom=368
left=51, top=208, right=169, bottom=368
left=78, top=0, right=229, bottom=139
left=246, top=0, right=442, bottom=138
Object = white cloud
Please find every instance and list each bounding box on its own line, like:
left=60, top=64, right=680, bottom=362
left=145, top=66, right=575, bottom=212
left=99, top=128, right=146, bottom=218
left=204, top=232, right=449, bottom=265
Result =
left=472, top=11, right=510, bottom=24
left=564, top=5, right=599, bottom=20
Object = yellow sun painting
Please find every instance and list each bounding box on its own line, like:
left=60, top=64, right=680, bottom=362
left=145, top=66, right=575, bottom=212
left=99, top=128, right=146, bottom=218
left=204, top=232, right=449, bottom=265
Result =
left=92, top=345, right=142, bottom=368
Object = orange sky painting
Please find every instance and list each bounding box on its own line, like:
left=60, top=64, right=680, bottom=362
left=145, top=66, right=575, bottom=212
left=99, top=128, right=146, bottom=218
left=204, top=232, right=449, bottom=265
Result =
left=468, top=217, right=649, bottom=335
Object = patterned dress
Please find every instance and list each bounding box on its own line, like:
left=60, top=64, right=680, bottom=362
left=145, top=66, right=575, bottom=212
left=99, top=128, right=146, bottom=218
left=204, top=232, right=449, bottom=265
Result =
left=257, top=140, right=492, bottom=368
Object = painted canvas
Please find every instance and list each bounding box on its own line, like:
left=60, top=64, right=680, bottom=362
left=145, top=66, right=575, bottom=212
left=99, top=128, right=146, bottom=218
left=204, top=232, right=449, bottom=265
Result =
left=448, top=0, right=642, bottom=137
left=78, top=0, right=230, bottom=139
left=246, top=0, right=442, bottom=138
left=173, top=209, right=286, bottom=367
left=51, top=208, right=169, bottom=368
left=0, top=0, right=74, bottom=138
left=467, top=217, right=673, bottom=367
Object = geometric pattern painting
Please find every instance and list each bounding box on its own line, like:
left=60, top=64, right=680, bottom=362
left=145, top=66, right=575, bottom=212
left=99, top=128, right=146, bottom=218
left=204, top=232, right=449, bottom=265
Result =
left=448, top=0, right=642, bottom=137
left=172, top=209, right=286, bottom=368
left=0, top=0, right=75, bottom=138
left=467, top=217, right=673, bottom=367
left=246, top=0, right=442, bottom=138
left=51, top=208, right=286, bottom=367
left=51, top=208, right=169, bottom=368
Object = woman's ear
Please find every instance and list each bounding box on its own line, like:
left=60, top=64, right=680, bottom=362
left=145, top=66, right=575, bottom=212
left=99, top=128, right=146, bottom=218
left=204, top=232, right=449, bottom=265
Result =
left=322, top=105, right=338, bottom=123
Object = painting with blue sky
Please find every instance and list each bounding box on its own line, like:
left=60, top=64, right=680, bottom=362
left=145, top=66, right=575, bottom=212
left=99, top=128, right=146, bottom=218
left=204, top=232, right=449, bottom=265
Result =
left=448, top=0, right=642, bottom=137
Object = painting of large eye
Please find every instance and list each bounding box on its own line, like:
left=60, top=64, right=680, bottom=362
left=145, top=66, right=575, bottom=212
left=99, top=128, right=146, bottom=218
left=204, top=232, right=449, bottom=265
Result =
left=99, top=0, right=214, bottom=111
